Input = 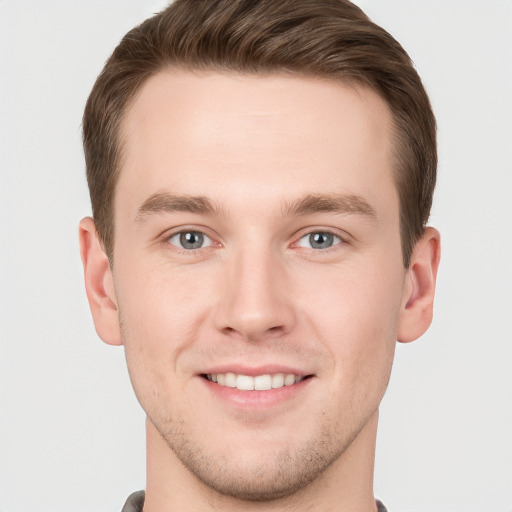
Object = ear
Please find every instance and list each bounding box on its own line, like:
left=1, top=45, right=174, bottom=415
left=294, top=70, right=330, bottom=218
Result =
left=397, top=227, right=441, bottom=343
left=79, top=217, right=122, bottom=346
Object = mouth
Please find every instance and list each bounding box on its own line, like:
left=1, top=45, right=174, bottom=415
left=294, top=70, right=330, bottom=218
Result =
left=202, top=372, right=311, bottom=391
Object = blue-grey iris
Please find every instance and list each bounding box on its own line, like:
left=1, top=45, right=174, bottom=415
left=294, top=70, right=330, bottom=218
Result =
left=309, top=232, right=334, bottom=249
left=180, top=231, right=204, bottom=249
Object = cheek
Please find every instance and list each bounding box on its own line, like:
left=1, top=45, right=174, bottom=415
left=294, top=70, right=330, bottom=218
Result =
left=296, top=258, right=403, bottom=387
left=114, top=261, right=215, bottom=403
left=117, top=256, right=213, bottom=340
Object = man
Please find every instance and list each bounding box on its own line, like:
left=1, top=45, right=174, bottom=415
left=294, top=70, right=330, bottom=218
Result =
left=79, top=1, right=440, bottom=510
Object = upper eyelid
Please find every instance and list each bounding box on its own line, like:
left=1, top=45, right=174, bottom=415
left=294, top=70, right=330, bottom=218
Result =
left=168, top=230, right=212, bottom=241
left=294, top=231, right=344, bottom=249
left=160, top=225, right=218, bottom=241
left=168, top=231, right=212, bottom=250
left=163, top=229, right=218, bottom=254
left=292, top=227, right=349, bottom=244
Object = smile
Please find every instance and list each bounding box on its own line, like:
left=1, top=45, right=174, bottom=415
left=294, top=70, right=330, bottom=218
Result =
left=206, top=372, right=305, bottom=391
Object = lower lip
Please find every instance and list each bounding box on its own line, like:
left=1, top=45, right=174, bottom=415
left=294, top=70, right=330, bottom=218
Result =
left=201, top=377, right=313, bottom=410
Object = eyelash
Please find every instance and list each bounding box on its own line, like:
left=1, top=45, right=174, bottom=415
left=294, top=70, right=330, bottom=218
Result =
left=162, top=228, right=347, bottom=253
left=164, top=228, right=217, bottom=253
left=294, top=231, right=344, bottom=251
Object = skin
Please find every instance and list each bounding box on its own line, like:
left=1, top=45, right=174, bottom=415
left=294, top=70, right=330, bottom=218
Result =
left=80, top=71, right=440, bottom=512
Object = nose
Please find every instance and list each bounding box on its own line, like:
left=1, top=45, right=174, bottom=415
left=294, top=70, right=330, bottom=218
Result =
left=213, top=245, right=296, bottom=342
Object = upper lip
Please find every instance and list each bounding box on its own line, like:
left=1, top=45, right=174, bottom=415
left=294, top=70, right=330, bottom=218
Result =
left=200, top=364, right=311, bottom=377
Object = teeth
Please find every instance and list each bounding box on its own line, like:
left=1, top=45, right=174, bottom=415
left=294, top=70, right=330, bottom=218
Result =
left=271, top=373, right=284, bottom=388
left=224, top=372, right=236, bottom=388
left=237, top=374, right=254, bottom=390
left=254, top=375, right=271, bottom=390
left=284, top=374, right=295, bottom=386
left=207, top=372, right=304, bottom=390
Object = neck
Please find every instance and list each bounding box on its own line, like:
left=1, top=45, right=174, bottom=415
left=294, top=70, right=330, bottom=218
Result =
left=143, top=412, right=379, bottom=512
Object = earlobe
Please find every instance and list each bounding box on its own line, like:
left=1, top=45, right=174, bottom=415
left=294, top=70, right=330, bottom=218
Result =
left=79, top=217, right=123, bottom=346
left=397, top=227, right=441, bottom=343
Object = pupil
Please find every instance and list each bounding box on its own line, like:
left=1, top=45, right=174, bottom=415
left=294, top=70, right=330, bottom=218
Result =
left=180, top=231, right=203, bottom=249
left=310, top=232, right=333, bottom=249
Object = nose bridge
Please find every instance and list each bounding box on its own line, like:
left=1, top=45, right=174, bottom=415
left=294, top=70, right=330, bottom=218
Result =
left=215, top=239, right=295, bottom=341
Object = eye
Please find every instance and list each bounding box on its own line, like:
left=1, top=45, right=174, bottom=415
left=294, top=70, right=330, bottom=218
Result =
left=168, top=230, right=212, bottom=250
left=296, top=231, right=342, bottom=250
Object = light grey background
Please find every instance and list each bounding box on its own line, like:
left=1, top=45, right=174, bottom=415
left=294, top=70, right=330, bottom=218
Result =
left=0, top=1, right=511, bottom=511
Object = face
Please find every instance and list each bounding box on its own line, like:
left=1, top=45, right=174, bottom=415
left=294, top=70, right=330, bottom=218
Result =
left=111, top=71, right=408, bottom=499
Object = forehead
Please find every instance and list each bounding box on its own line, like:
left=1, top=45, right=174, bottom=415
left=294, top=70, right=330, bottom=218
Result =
left=117, top=70, right=396, bottom=218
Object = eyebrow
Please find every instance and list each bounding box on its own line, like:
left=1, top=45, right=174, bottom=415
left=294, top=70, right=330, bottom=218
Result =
left=135, top=191, right=377, bottom=222
left=283, top=193, right=377, bottom=220
left=135, top=193, right=222, bottom=222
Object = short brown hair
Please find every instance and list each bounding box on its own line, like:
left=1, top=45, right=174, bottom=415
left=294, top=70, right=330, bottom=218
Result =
left=83, top=0, right=436, bottom=267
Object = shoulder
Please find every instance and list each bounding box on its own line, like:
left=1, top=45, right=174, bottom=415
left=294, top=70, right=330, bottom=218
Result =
left=121, top=490, right=145, bottom=512
left=377, top=499, right=389, bottom=512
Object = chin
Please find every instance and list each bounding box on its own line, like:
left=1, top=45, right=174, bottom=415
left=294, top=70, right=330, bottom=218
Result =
left=155, top=416, right=351, bottom=502
left=177, top=447, right=335, bottom=502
